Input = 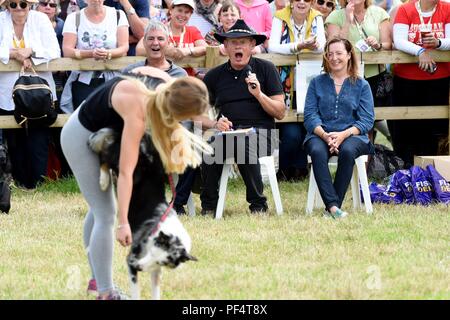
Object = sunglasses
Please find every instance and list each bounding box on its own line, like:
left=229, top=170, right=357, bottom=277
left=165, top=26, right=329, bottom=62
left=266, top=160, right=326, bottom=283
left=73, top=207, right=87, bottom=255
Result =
left=39, top=1, right=58, bottom=8
left=8, top=1, right=29, bottom=9
left=317, top=0, right=335, bottom=8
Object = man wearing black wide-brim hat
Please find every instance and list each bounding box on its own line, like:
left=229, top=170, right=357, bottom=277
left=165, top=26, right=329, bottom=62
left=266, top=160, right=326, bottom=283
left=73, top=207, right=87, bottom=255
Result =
left=196, top=19, right=286, bottom=215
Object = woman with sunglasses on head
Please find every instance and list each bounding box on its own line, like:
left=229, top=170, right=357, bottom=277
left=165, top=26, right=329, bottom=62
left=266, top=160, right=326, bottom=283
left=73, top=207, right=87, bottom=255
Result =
left=304, top=38, right=374, bottom=218
left=0, top=0, right=61, bottom=190
left=312, top=0, right=335, bottom=19
left=268, top=0, right=326, bottom=181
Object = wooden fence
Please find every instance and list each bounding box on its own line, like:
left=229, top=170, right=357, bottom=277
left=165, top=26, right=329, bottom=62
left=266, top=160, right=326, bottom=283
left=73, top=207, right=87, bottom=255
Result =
left=1, top=48, right=449, bottom=151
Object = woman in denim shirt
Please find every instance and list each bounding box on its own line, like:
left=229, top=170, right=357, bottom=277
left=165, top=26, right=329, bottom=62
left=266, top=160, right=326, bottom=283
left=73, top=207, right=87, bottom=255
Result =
left=304, top=38, right=374, bottom=218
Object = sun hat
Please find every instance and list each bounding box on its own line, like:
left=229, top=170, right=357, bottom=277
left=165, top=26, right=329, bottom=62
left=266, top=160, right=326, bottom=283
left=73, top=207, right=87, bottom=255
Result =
left=213, top=19, right=267, bottom=46
left=171, top=0, right=196, bottom=11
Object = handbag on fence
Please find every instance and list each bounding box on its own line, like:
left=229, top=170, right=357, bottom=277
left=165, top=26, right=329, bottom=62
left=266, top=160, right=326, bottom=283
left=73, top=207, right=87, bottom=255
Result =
left=12, top=67, right=57, bottom=129
left=375, top=66, right=393, bottom=99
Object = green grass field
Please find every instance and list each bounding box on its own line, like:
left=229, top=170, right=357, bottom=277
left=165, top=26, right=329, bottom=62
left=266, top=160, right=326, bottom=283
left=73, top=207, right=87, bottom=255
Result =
left=0, top=175, right=448, bottom=300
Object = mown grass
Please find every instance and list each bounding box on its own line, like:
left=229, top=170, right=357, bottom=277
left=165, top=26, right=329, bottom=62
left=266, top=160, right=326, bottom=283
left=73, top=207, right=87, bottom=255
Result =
left=0, top=175, right=448, bottom=300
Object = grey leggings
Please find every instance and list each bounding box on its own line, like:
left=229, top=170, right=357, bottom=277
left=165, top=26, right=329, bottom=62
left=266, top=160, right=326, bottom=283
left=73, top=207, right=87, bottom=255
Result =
left=60, top=108, right=116, bottom=294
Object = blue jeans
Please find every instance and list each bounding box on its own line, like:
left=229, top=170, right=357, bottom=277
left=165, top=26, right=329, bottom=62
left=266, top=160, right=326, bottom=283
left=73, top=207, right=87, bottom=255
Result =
left=174, top=167, right=198, bottom=206
left=305, top=136, right=371, bottom=210
left=277, top=123, right=307, bottom=170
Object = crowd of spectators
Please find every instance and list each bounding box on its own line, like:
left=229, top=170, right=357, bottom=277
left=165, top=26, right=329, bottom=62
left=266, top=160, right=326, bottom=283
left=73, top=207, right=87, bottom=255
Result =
left=0, top=0, right=449, bottom=201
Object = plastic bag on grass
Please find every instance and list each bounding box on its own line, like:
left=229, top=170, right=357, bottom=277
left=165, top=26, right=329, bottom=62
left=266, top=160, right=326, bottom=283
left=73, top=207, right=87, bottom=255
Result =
left=426, top=164, right=450, bottom=204
left=410, top=166, right=434, bottom=206
left=391, top=170, right=414, bottom=204
left=367, top=181, right=403, bottom=204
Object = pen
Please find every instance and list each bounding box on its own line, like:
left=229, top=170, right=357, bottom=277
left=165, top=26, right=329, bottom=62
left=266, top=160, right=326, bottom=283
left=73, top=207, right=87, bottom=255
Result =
left=220, top=115, right=234, bottom=131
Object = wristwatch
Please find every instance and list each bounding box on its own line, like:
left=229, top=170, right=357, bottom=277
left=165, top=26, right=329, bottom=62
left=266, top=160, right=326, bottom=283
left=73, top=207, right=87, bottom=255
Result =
left=127, top=7, right=136, bottom=15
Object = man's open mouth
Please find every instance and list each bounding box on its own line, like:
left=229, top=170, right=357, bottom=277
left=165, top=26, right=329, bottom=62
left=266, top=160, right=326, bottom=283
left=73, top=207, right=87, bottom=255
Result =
left=235, top=52, right=243, bottom=59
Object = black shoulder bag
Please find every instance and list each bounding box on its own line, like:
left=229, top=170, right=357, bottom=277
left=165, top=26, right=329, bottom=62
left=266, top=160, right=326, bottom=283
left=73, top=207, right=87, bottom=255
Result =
left=12, top=67, right=57, bottom=129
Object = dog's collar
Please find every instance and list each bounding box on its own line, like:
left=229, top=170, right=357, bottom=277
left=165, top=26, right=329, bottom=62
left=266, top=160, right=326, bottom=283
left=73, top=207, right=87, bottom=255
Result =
left=150, top=175, right=175, bottom=236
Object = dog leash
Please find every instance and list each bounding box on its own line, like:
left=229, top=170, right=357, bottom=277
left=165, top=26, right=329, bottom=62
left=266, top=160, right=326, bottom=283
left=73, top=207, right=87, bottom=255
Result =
left=150, top=174, right=176, bottom=236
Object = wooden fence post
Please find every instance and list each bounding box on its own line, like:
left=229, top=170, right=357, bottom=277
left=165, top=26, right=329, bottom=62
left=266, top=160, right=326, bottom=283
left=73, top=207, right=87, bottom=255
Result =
left=205, top=46, right=221, bottom=69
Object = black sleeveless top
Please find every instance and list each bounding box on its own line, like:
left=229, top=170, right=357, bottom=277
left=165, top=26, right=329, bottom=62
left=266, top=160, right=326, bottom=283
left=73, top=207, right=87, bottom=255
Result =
left=78, top=75, right=165, bottom=132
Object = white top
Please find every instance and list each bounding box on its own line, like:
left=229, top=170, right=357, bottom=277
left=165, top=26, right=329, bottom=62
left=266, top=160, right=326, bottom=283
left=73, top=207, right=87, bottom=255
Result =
left=60, top=7, right=129, bottom=113
left=0, top=10, right=61, bottom=111
left=63, top=7, right=129, bottom=50
left=268, top=15, right=325, bottom=55
left=187, top=11, right=215, bottom=37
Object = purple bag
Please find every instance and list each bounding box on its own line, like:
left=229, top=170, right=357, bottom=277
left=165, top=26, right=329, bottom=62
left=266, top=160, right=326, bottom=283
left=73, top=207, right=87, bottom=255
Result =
left=368, top=182, right=403, bottom=204
left=385, top=174, right=404, bottom=204
left=426, top=164, right=450, bottom=204
left=391, top=170, right=414, bottom=204
left=410, top=166, right=434, bottom=206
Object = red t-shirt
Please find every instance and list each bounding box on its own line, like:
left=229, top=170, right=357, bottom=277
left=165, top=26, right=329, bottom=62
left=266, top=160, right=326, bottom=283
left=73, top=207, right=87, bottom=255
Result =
left=394, top=1, right=450, bottom=80
left=168, top=25, right=204, bottom=76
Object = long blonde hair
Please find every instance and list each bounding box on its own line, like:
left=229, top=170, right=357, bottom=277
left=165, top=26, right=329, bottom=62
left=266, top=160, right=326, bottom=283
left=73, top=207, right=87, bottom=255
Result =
left=128, top=76, right=212, bottom=174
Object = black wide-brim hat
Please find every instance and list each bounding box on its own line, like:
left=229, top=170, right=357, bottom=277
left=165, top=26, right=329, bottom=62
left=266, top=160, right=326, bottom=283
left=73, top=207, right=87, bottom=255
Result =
left=214, top=19, right=267, bottom=46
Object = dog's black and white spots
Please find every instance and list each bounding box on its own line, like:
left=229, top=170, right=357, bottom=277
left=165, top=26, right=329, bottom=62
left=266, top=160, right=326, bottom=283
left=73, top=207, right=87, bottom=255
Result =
left=88, top=128, right=197, bottom=299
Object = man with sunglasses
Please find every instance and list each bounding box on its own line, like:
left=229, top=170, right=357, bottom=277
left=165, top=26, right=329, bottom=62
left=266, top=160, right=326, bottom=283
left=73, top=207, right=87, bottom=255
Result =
left=313, top=0, right=335, bottom=18
left=0, top=0, right=61, bottom=190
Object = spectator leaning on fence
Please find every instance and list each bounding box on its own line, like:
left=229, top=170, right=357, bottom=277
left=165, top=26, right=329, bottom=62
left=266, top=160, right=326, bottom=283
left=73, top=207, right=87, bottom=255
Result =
left=390, top=0, right=450, bottom=167
left=268, top=0, right=325, bottom=181
left=35, top=0, right=64, bottom=48
left=164, top=0, right=208, bottom=76
left=0, top=0, right=61, bottom=190
left=326, top=0, right=393, bottom=100
left=326, top=0, right=392, bottom=143
left=126, top=20, right=187, bottom=77
left=234, top=0, right=273, bottom=42
left=59, top=0, right=129, bottom=114
left=304, top=38, right=374, bottom=219
left=187, top=0, right=221, bottom=38
left=312, top=0, right=336, bottom=19
left=103, top=0, right=149, bottom=56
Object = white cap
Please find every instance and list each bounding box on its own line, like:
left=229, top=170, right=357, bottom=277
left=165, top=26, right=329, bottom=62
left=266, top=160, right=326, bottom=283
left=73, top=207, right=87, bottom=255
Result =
left=171, top=0, right=196, bottom=11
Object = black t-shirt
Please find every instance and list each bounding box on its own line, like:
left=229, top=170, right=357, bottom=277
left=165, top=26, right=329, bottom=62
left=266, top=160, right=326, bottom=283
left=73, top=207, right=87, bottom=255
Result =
left=203, top=57, right=283, bottom=129
left=78, top=75, right=164, bottom=132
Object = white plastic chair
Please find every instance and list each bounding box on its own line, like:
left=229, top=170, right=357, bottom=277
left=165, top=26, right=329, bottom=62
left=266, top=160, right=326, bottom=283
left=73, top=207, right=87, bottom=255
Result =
left=305, top=155, right=373, bottom=214
left=215, top=155, right=283, bottom=219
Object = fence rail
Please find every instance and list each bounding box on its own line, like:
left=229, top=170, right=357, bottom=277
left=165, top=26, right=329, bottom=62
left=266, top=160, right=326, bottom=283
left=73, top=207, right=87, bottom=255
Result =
left=1, top=49, right=449, bottom=151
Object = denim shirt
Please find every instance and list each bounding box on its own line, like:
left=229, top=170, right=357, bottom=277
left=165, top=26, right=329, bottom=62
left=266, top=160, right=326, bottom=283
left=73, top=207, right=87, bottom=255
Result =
left=303, top=73, right=375, bottom=145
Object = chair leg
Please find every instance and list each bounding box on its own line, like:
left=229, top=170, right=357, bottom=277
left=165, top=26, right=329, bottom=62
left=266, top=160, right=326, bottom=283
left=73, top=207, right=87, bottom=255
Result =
left=260, top=156, right=283, bottom=215
left=306, top=165, right=316, bottom=214
left=215, top=163, right=232, bottom=220
left=187, top=193, right=195, bottom=216
left=350, top=164, right=360, bottom=210
left=355, top=157, right=373, bottom=214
